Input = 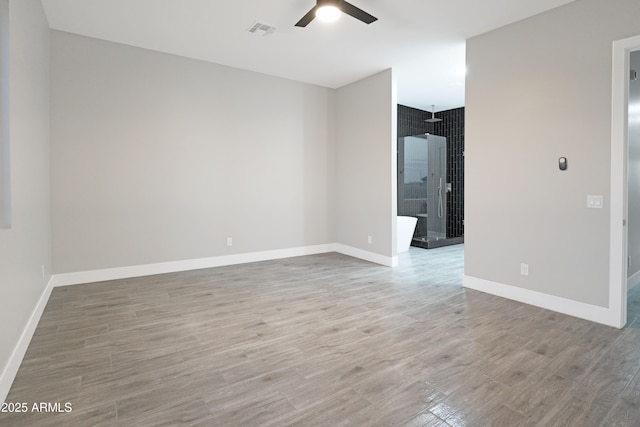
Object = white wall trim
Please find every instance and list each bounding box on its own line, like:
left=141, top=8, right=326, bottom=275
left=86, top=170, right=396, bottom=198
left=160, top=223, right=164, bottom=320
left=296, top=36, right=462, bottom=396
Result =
left=463, top=275, right=620, bottom=328
left=51, top=244, right=334, bottom=287
left=333, top=243, right=398, bottom=267
left=610, top=34, right=640, bottom=329
left=0, top=278, right=54, bottom=404
left=50, top=243, right=396, bottom=287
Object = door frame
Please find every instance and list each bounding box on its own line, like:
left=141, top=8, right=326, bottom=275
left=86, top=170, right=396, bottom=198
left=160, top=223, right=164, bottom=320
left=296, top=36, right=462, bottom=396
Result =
left=610, top=34, right=640, bottom=328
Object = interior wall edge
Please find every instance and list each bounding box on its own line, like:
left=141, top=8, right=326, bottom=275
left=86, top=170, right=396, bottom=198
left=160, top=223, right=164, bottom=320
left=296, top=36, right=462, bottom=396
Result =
left=463, top=275, right=622, bottom=329
left=0, top=0, right=52, bottom=402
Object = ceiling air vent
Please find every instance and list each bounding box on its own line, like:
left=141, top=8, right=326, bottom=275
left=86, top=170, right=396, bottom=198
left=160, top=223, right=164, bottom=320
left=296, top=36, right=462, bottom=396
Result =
left=248, top=22, right=276, bottom=36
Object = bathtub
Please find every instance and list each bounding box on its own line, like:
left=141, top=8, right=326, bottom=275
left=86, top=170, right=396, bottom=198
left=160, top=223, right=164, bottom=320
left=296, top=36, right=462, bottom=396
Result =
left=397, top=216, right=418, bottom=253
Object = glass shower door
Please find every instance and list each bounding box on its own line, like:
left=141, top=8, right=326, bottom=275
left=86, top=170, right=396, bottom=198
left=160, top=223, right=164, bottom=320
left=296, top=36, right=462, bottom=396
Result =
left=426, top=135, right=447, bottom=241
left=397, top=134, right=447, bottom=247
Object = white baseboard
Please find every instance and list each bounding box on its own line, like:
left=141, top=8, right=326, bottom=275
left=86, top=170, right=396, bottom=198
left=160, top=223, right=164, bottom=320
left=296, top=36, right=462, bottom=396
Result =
left=463, top=275, right=620, bottom=328
left=50, top=243, right=395, bottom=287
left=628, top=270, right=640, bottom=292
left=51, top=244, right=335, bottom=287
left=333, top=244, right=397, bottom=267
left=1, top=278, right=54, bottom=405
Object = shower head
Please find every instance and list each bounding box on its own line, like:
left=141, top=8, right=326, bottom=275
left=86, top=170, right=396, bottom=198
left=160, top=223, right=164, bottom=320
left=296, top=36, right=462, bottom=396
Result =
left=425, top=105, right=442, bottom=123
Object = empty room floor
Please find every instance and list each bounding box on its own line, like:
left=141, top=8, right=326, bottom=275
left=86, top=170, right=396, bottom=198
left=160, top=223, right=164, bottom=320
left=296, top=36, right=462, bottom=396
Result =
left=2, top=245, right=640, bottom=426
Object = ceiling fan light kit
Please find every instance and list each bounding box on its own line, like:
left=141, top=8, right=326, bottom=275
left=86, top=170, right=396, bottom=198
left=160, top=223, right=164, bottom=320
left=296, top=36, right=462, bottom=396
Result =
left=316, top=4, right=341, bottom=23
left=295, top=0, right=377, bottom=27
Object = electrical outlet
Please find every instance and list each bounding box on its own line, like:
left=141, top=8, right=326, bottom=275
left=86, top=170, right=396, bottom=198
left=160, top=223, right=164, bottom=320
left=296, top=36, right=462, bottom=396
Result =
left=520, top=263, right=529, bottom=276
left=226, top=237, right=233, bottom=247
left=367, top=235, right=373, bottom=244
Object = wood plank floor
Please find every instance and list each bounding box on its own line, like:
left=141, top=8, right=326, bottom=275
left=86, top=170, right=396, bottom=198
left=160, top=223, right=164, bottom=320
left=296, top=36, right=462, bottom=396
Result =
left=2, top=245, right=640, bottom=426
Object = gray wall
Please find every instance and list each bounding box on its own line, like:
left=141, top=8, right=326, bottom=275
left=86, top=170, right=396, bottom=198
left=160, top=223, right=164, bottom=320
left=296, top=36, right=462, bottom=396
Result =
left=465, top=0, right=640, bottom=307
left=0, top=0, right=8, bottom=228
left=629, top=51, right=640, bottom=284
left=334, top=69, right=396, bottom=258
left=51, top=32, right=334, bottom=273
left=0, top=0, right=51, bottom=384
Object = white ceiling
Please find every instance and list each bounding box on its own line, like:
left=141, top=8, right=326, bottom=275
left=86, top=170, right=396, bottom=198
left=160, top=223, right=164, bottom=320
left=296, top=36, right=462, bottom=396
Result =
left=40, top=0, right=576, bottom=112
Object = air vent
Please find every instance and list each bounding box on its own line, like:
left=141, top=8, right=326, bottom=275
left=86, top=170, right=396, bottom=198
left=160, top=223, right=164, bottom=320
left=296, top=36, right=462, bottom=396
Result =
left=248, top=22, right=276, bottom=36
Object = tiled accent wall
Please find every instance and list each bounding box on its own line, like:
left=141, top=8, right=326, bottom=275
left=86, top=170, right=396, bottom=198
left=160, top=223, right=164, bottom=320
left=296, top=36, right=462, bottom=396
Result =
left=397, top=104, right=465, bottom=238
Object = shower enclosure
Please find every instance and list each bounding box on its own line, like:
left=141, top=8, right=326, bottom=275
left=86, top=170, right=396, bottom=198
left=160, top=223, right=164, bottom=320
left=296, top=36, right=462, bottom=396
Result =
left=397, top=134, right=447, bottom=248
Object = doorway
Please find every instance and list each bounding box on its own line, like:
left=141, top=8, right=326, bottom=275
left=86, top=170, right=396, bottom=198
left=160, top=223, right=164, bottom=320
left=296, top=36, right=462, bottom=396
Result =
left=610, top=35, right=640, bottom=329
left=396, top=105, right=465, bottom=251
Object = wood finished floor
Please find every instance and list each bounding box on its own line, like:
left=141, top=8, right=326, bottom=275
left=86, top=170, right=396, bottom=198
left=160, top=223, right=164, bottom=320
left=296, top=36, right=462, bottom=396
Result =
left=3, top=245, right=640, bottom=426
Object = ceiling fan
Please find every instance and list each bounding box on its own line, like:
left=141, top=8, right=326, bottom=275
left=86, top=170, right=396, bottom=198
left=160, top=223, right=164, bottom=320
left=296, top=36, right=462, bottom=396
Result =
left=295, top=0, right=378, bottom=27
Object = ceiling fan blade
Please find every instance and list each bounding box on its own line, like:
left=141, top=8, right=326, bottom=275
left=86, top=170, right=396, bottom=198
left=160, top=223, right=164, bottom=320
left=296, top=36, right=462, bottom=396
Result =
left=295, top=6, right=318, bottom=27
left=341, top=1, right=377, bottom=24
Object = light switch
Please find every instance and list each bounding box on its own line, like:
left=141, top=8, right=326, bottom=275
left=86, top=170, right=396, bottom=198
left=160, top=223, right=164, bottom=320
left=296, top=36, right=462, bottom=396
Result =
left=587, top=195, right=604, bottom=209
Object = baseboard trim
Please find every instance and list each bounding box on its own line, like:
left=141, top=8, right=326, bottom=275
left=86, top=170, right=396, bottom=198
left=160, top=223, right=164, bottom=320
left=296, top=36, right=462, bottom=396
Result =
left=463, top=275, right=620, bottom=328
left=628, top=270, right=640, bottom=292
left=0, top=278, right=53, bottom=404
left=51, top=244, right=339, bottom=287
left=333, top=244, right=397, bottom=267
left=50, top=243, right=396, bottom=287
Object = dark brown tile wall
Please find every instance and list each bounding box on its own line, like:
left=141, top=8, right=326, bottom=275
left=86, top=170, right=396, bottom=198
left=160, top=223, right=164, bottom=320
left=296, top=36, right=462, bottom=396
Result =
left=397, top=105, right=465, bottom=238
